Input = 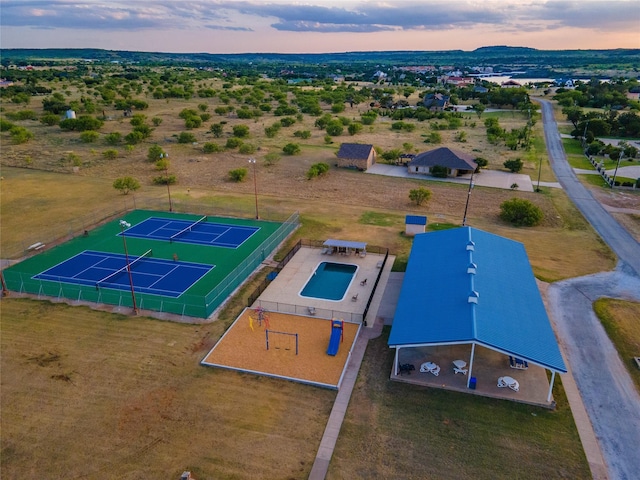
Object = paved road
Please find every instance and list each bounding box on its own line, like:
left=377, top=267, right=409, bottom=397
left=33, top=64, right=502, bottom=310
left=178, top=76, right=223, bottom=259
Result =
left=548, top=271, right=640, bottom=480
left=535, top=99, right=640, bottom=277
left=536, top=98, right=640, bottom=480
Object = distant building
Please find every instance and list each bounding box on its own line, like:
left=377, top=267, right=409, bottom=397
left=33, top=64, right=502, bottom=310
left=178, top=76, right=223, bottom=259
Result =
left=423, top=93, right=450, bottom=111
left=335, top=143, right=376, bottom=171
left=501, top=80, right=522, bottom=88
left=408, top=147, right=477, bottom=178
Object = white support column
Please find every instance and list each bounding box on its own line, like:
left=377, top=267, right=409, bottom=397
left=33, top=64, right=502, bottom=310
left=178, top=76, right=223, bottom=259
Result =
left=394, top=347, right=400, bottom=376
left=466, top=343, right=476, bottom=388
left=547, top=371, right=556, bottom=403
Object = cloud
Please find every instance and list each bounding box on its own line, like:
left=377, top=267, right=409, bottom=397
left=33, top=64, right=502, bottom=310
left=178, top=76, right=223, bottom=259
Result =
left=1, top=0, right=638, bottom=34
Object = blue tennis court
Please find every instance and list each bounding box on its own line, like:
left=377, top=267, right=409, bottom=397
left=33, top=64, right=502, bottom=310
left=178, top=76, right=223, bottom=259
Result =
left=120, top=217, right=260, bottom=248
left=33, top=250, right=214, bottom=298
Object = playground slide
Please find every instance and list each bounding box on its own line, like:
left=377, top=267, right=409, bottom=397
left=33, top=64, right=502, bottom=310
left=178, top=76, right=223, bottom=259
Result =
left=326, top=325, right=341, bottom=356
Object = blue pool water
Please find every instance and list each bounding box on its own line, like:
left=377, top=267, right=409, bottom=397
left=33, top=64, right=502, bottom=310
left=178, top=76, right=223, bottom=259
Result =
left=300, top=262, right=358, bottom=301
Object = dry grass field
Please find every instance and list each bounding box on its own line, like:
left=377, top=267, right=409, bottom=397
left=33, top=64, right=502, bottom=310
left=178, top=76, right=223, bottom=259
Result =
left=0, top=75, right=623, bottom=478
left=0, top=299, right=336, bottom=479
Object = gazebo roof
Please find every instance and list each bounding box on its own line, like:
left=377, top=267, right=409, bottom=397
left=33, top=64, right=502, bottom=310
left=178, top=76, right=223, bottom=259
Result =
left=323, top=239, right=367, bottom=250
left=388, top=227, right=566, bottom=373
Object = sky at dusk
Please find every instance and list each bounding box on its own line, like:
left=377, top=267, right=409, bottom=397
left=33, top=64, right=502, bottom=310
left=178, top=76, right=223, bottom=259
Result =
left=1, top=0, right=639, bottom=54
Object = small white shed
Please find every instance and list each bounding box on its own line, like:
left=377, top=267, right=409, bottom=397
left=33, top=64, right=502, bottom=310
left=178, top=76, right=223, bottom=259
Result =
left=405, top=215, right=427, bottom=236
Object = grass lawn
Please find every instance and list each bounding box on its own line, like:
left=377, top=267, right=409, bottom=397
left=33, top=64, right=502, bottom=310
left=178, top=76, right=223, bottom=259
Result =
left=0, top=298, right=335, bottom=479
left=327, top=328, right=591, bottom=480
left=593, top=298, right=640, bottom=393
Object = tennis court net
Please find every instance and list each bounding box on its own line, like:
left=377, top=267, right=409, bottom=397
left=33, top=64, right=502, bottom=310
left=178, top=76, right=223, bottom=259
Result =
left=96, top=249, right=153, bottom=288
left=170, top=215, right=207, bottom=242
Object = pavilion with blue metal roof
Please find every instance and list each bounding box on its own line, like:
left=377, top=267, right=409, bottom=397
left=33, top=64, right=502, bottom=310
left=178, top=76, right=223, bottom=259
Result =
left=388, top=226, right=566, bottom=403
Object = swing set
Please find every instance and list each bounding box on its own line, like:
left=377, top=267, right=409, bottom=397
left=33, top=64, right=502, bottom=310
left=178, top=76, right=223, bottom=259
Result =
left=265, top=329, right=299, bottom=355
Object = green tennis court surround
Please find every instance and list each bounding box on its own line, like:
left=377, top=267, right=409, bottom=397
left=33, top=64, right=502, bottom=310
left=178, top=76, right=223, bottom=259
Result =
left=4, top=210, right=299, bottom=318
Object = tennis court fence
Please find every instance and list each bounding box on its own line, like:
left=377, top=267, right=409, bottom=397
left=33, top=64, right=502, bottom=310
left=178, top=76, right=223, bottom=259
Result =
left=3, top=210, right=300, bottom=319
left=3, top=195, right=297, bottom=261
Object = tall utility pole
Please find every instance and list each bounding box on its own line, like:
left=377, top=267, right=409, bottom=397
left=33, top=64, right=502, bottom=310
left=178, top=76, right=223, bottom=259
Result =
left=248, top=158, right=259, bottom=219
left=462, top=170, right=474, bottom=226
left=119, top=220, right=138, bottom=315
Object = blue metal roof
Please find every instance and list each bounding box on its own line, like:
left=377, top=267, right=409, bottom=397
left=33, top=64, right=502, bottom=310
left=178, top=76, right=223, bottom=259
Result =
left=405, top=215, right=427, bottom=225
left=388, top=227, right=567, bottom=373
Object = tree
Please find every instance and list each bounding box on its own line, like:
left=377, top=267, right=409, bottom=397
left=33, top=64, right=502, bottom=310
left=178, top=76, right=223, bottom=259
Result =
left=409, top=187, right=432, bottom=206
left=203, top=142, right=222, bottom=153
left=500, top=198, right=543, bottom=227
left=233, top=125, right=250, bottom=138
left=562, top=106, right=584, bottom=129
left=348, top=122, right=363, bottom=135
left=177, top=132, right=197, bottom=144
left=282, top=143, right=301, bottom=155
left=147, top=144, right=165, bottom=162
left=503, top=158, right=523, bottom=173
left=474, top=157, right=488, bottom=172
left=472, top=103, right=486, bottom=118
left=113, top=176, right=140, bottom=195
left=326, top=120, right=344, bottom=136
left=210, top=123, right=224, bottom=137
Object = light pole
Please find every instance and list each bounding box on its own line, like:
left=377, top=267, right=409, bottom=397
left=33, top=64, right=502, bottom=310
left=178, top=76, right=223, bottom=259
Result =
left=611, top=153, right=622, bottom=189
left=119, top=220, right=138, bottom=315
left=462, top=169, right=474, bottom=226
left=248, top=157, right=259, bottom=219
left=161, top=152, right=173, bottom=212
left=536, top=153, right=543, bottom=192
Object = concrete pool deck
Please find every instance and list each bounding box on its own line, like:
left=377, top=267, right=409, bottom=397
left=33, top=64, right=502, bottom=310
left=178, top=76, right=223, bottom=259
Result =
left=253, top=246, right=389, bottom=323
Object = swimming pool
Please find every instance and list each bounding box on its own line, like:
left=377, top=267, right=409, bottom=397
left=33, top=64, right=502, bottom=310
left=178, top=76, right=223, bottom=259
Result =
left=300, top=262, right=358, bottom=301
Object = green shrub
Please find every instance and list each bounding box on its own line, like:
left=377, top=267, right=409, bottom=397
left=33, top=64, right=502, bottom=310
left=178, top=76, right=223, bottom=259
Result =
left=293, top=130, right=311, bottom=139
left=228, top=168, right=248, bottom=182
left=103, top=149, right=118, bottom=160
left=9, top=126, right=34, bottom=144
left=409, top=187, right=432, bottom=206
left=225, top=137, right=243, bottom=149
left=431, top=165, right=448, bottom=178
left=348, top=122, right=363, bottom=135
left=104, top=132, right=122, bottom=145
left=80, top=130, right=99, bottom=143
left=500, top=198, right=544, bottom=226
left=307, top=162, right=330, bottom=179
left=40, top=113, right=60, bottom=126
left=7, top=110, right=37, bottom=121
left=504, top=158, right=524, bottom=173
left=1, top=119, right=16, bottom=132
left=152, top=175, right=177, bottom=185
left=238, top=143, right=256, bottom=154
left=147, top=144, right=165, bottom=162
left=326, top=120, right=343, bottom=136
left=203, top=142, right=222, bottom=153
left=177, top=132, right=197, bottom=144
left=112, top=176, right=140, bottom=194
left=280, top=117, right=296, bottom=127
left=233, top=125, right=250, bottom=137
left=264, top=152, right=281, bottom=166
left=282, top=143, right=301, bottom=155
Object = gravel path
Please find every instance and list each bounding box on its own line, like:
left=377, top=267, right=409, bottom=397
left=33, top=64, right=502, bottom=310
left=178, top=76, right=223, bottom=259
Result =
left=536, top=98, right=640, bottom=480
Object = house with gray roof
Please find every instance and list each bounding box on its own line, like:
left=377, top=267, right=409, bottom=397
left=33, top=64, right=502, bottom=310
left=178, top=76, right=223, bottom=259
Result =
left=335, top=143, right=376, bottom=171
left=408, top=147, right=477, bottom=178
left=423, top=93, right=450, bottom=111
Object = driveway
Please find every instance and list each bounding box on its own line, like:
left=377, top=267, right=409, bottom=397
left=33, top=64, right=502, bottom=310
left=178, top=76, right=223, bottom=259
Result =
left=536, top=98, right=640, bottom=480
left=367, top=163, right=539, bottom=191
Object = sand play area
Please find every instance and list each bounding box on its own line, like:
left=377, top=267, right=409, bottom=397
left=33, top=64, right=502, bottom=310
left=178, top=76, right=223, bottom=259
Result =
left=202, top=308, right=360, bottom=388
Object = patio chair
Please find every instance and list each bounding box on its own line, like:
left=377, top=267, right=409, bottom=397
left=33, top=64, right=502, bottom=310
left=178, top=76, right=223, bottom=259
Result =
left=360, top=278, right=367, bottom=286
left=508, top=380, right=520, bottom=392
left=351, top=293, right=358, bottom=301
left=497, top=377, right=508, bottom=388
left=308, top=306, right=316, bottom=316
left=509, top=356, right=529, bottom=370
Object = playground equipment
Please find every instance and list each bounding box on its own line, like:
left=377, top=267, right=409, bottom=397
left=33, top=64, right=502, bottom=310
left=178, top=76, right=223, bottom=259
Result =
left=250, top=307, right=270, bottom=331
left=265, top=329, right=298, bottom=355
left=326, top=319, right=344, bottom=356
